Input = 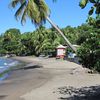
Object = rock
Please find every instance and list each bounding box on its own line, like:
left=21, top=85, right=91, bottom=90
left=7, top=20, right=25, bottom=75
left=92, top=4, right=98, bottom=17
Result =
left=71, top=67, right=91, bottom=74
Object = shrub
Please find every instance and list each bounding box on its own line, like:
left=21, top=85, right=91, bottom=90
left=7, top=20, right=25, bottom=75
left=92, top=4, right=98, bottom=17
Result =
left=77, top=32, right=100, bottom=72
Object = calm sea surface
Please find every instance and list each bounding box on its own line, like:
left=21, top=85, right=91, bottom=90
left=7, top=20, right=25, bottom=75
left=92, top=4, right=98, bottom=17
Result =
left=0, top=57, right=18, bottom=81
left=0, top=57, right=19, bottom=73
left=0, top=57, right=18, bottom=80
left=0, top=58, right=13, bottom=66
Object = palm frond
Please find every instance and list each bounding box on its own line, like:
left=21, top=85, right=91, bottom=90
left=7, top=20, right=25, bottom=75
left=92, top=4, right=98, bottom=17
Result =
left=10, top=0, right=19, bottom=8
left=21, top=7, right=27, bottom=25
left=15, top=1, right=26, bottom=20
left=10, top=0, right=50, bottom=26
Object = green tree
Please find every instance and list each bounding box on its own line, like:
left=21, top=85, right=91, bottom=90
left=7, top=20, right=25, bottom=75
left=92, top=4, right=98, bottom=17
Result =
left=10, top=0, right=76, bottom=52
left=78, top=0, right=100, bottom=72
left=77, top=31, right=100, bottom=72
left=79, top=0, right=100, bottom=28
left=0, top=35, right=7, bottom=54
left=31, top=26, right=52, bottom=55
left=62, top=26, right=79, bottom=44
left=79, top=0, right=100, bottom=15
left=76, top=24, right=96, bottom=44
left=20, top=32, right=35, bottom=55
left=2, top=28, right=21, bottom=55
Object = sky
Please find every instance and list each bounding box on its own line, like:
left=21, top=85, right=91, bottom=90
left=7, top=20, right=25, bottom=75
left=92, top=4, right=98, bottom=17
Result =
left=0, top=0, right=92, bottom=34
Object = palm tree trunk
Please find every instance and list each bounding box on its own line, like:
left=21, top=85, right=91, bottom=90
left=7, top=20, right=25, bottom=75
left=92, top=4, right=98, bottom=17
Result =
left=46, top=16, right=76, bottom=52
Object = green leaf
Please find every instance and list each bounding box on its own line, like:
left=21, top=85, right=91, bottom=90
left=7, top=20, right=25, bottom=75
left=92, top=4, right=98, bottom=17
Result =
left=89, top=0, right=96, bottom=3
left=88, top=7, right=94, bottom=15
left=79, top=0, right=88, bottom=9
left=96, top=20, right=100, bottom=28
left=96, top=6, right=100, bottom=14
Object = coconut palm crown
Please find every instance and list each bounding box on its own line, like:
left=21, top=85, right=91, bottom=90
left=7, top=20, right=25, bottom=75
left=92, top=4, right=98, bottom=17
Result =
left=10, top=0, right=50, bottom=26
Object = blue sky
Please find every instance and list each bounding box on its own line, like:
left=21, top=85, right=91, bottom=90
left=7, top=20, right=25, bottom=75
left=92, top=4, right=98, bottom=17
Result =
left=0, top=0, right=92, bottom=34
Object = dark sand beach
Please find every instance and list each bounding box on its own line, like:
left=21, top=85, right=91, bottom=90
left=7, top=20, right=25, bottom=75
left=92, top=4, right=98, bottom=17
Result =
left=0, top=57, right=52, bottom=100
left=0, top=56, right=100, bottom=100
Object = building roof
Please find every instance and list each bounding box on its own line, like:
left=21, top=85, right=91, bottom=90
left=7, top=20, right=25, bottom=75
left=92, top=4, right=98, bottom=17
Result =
left=56, top=45, right=66, bottom=49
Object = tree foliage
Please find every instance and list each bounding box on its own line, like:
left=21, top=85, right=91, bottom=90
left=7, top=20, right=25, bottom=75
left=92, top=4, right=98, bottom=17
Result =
left=79, top=0, right=100, bottom=15
left=78, top=0, right=100, bottom=72
left=0, top=25, right=78, bottom=56
left=79, top=0, right=100, bottom=28
left=10, top=0, right=50, bottom=26
left=77, top=31, right=100, bottom=71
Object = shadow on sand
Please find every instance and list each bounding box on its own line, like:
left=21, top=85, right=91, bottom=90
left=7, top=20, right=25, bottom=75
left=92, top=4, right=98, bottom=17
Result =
left=0, top=95, right=7, bottom=99
left=13, top=64, right=43, bottom=71
left=58, top=85, right=100, bottom=100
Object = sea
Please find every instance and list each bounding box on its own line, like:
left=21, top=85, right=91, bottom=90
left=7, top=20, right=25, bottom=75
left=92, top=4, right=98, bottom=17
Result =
left=0, top=57, right=18, bottom=80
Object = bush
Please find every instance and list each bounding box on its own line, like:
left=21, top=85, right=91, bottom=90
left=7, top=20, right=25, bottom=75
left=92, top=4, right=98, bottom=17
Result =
left=77, top=32, right=100, bottom=72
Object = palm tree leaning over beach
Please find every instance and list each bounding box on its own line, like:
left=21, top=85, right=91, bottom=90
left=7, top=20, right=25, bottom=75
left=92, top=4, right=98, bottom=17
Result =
left=10, top=0, right=76, bottom=52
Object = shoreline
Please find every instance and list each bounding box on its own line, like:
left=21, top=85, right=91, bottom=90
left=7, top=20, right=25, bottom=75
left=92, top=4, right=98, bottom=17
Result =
left=0, top=56, right=41, bottom=81
left=0, top=58, right=27, bottom=81
left=0, top=56, right=52, bottom=100
left=0, top=56, right=37, bottom=81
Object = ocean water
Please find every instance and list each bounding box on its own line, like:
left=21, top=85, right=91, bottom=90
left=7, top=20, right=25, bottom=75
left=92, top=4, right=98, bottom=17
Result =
left=0, top=57, right=18, bottom=80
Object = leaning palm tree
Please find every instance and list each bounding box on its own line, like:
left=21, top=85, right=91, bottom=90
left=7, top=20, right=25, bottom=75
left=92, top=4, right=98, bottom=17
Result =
left=10, top=0, right=76, bottom=52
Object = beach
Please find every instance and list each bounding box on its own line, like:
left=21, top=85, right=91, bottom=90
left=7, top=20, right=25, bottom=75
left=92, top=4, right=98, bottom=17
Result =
left=0, top=56, right=100, bottom=100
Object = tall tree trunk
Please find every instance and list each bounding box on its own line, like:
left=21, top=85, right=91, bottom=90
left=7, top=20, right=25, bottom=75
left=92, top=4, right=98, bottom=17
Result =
left=46, top=16, right=76, bottom=52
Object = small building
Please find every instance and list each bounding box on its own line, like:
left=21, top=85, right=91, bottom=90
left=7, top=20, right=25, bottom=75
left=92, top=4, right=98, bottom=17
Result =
left=56, top=45, right=66, bottom=59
